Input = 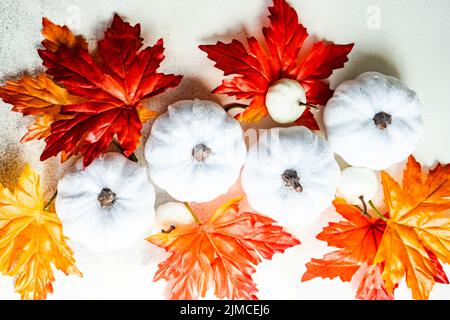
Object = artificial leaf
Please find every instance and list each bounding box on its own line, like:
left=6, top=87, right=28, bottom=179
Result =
left=0, top=74, right=80, bottom=142
left=147, top=198, right=300, bottom=300
left=355, top=264, right=393, bottom=300
left=199, top=0, right=353, bottom=126
left=41, top=17, right=88, bottom=52
left=375, top=156, right=450, bottom=300
left=38, top=15, right=182, bottom=166
left=302, top=198, right=392, bottom=300
left=294, top=107, right=320, bottom=131
left=428, top=249, right=449, bottom=284
left=0, top=165, right=81, bottom=299
left=137, top=103, right=158, bottom=123
left=21, top=113, right=63, bottom=143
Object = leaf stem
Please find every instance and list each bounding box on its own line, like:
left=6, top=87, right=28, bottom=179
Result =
left=112, top=140, right=138, bottom=162
left=44, top=191, right=57, bottom=211
left=368, top=200, right=388, bottom=221
left=184, top=202, right=202, bottom=225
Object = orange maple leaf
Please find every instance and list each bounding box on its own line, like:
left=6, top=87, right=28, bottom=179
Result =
left=147, top=198, right=300, bottom=300
left=0, top=18, right=87, bottom=143
left=375, top=156, right=450, bottom=300
left=0, top=74, right=81, bottom=143
left=41, top=17, right=88, bottom=52
left=0, top=165, right=81, bottom=299
left=302, top=198, right=392, bottom=300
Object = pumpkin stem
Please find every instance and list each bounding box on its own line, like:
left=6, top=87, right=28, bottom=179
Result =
left=98, top=188, right=116, bottom=208
left=192, top=143, right=211, bottom=162
left=298, top=101, right=318, bottom=110
left=373, top=112, right=392, bottom=129
left=184, top=202, right=202, bottom=225
left=44, top=191, right=57, bottom=211
left=282, top=169, right=303, bottom=192
left=161, top=225, right=176, bottom=234
left=357, top=195, right=370, bottom=217
left=355, top=196, right=387, bottom=221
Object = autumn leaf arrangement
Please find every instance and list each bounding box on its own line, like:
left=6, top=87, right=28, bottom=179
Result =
left=0, top=14, right=183, bottom=299
left=302, top=156, right=450, bottom=300
left=0, top=0, right=448, bottom=301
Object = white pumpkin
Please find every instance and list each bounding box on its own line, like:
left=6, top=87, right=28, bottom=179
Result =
left=324, top=72, right=423, bottom=170
left=56, top=153, right=155, bottom=251
left=241, top=126, right=340, bottom=225
left=265, top=78, right=307, bottom=124
left=145, top=99, right=247, bottom=202
left=337, top=167, right=379, bottom=205
left=154, top=202, right=195, bottom=233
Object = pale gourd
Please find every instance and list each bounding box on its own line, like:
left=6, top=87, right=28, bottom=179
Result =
left=337, top=167, right=379, bottom=205
left=145, top=99, right=247, bottom=202
left=324, top=72, right=423, bottom=170
left=265, top=78, right=307, bottom=124
left=154, top=202, right=195, bottom=233
left=241, top=126, right=340, bottom=225
left=56, top=153, right=155, bottom=251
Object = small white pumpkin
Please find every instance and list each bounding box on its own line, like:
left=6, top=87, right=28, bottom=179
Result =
left=145, top=99, right=247, bottom=202
left=265, top=78, right=307, bottom=124
left=337, top=167, right=379, bottom=205
left=324, top=72, right=423, bottom=170
left=154, top=202, right=195, bottom=233
left=56, top=153, right=155, bottom=251
left=241, top=126, right=340, bottom=225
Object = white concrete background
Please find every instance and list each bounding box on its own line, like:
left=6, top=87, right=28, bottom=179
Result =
left=0, top=0, right=449, bottom=299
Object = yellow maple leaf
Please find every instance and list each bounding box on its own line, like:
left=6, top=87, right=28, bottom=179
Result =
left=375, top=156, right=450, bottom=300
left=0, top=165, right=81, bottom=300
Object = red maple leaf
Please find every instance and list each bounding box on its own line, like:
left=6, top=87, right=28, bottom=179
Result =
left=199, top=0, right=353, bottom=129
left=147, top=198, right=300, bottom=300
left=38, top=15, right=182, bottom=166
left=301, top=198, right=393, bottom=300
